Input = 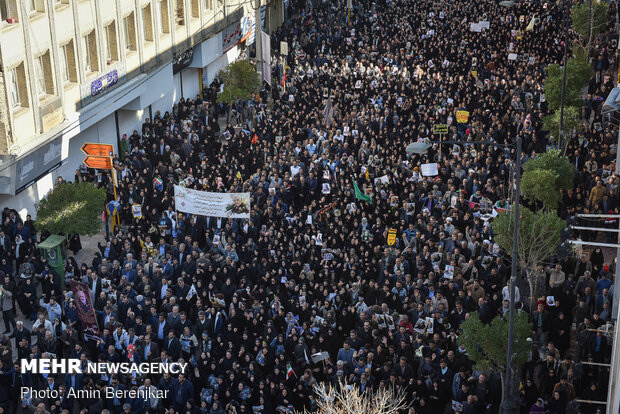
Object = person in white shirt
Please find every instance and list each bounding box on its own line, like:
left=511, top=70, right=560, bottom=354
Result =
left=290, top=160, right=301, bottom=177
left=502, top=279, right=520, bottom=304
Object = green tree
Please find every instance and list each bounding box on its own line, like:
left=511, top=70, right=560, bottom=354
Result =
left=521, top=149, right=574, bottom=209
left=521, top=169, right=562, bottom=209
left=459, top=312, right=531, bottom=406
left=543, top=58, right=593, bottom=111
left=572, top=1, right=609, bottom=49
left=459, top=312, right=531, bottom=372
left=35, top=182, right=107, bottom=236
left=492, top=206, right=564, bottom=311
left=216, top=60, right=261, bottom=105
left=542, top=106, right=581, bottom=144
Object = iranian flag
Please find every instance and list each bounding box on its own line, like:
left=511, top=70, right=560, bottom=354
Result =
left=286, top=363, right=295, bottom=380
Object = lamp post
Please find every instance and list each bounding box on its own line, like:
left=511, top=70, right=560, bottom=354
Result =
left=558, top=0, right=570, bottom=149
left=407, top=136, right=522, bottom=413
left=502, top=134, right=521, bottom=414
left=601, top=88, right=620, bottom=414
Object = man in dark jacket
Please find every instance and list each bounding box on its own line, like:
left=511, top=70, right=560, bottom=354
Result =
left=532, top=303, right=551, bottom=344
left=163, top=330, right=181, bottom=360
left=171, top=373, right=194, bottom=411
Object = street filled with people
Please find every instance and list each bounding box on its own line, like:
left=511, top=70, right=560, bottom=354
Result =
left=0, top=0, right=618, bottom=413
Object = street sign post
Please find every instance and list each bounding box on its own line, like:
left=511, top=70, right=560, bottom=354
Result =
left=81, top=142, right=119, bottom=225
left=81, top=143, right=114, bottom=157
left=83, top=156, right=113, bottom=169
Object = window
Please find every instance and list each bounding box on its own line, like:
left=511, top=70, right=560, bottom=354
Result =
left=59, top=44, right=69, bottom=82
left=104, top=22, right=118, bottom=63
left=7, top=64, right=28, bottom=108
left=191, top=0, right=199, bottom=18
left=124, top=13, right=137, bottom=51
left=175, top=0, right=184, bottom=25
left=34, top=56, right=45, bottom=97
left=82, top=35, right=91, bottom=72
left=34, top=52, right=53, bottom=97
left=205, top=0, right=212, bottom=10
left=0, top=0, right=18, bottom=21
left=59, top=41, right=77, bottom=83
left=142, top=4, right=153, bottom=41
left=82, top=31, right=98, bottom=73
left=27, top=0, right=43, bottom=14
left=7, top=67, right=19, bottom=107
left=158, top=0, right=169, bottom=33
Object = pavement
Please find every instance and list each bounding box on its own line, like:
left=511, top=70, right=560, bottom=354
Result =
left=73, top=226, right=107, bottom=267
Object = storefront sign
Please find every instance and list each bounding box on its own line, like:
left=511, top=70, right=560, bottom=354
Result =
left=15, top=135, right=62, bottom=194
left=80, top=64, right=127, bottom=107
left=173, top=48, right=194, bottom=74
left=222, top=15, right=255, bottom=53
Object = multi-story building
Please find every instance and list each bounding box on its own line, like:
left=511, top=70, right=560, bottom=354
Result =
left=0, top=0, right=283, bottom=217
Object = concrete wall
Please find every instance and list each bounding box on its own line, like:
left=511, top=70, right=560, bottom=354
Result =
left=205, top=45, right=240, bottom=86
left=181, top=68, right=200, bottom=100
left=117, top=108, right=146, bottom=138
left=54, top=114, right=117, bottom=182
left=0, top=177, right=47, bottom=221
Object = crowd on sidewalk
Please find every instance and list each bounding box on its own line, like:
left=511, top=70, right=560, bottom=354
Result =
left=0, top=0, right=618, bottom=413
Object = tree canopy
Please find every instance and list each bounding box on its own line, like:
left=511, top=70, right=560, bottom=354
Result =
left=300, top=381, right=409, bottom=414
left=493, top=206, right=564, bottom=265
left=35, top=182, right=106, bottom=236
left=521, top=168, right=562, bottom=209
left=521, top=149, right=574, bottom=209
left=543, top=57, right=593, bottom=112
left=216, top=60, right=261, bottom=105
left=542, top=106, right=581, bottom=144
left=492, top=206, right=564, bottom=309
left=458, top=312, right=531, bottom=373
left=572, top=1, right=609, bottom=44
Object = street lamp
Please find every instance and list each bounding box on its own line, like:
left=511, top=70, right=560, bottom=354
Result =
left=558, top=0, right=570, bottom=149
left=406, top=136, right=522, bottom=413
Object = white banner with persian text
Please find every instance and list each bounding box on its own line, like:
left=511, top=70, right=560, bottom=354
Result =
left=174, top=185, right=251, bottom=218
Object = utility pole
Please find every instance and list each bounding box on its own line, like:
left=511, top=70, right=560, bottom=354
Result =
left=558, top=0, right=569, bottom=149
left=255, top=0, right=263, bottom=82
left=502, top=135, right=522, bottom=414
left=607, top=126, right=620, bottom=414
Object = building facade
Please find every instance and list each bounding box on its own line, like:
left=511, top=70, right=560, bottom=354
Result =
left=0, top=0, right=283, bottom=218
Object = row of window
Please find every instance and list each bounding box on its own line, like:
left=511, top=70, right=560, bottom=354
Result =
left=1, top=0, right=213, bottom=23
left=4, top=0, right=215, bottom=109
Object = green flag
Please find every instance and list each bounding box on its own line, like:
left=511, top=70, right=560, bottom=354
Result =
left=353, top=179, right=373, bottom=203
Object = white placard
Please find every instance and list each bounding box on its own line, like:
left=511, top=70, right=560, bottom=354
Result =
left=311, top=352, right=330, bottom=363
left=374, top=175, right=390, bottom=185
left=470, top=23, right=482, bottom=32
left=421, top=163, right=439, bottom=176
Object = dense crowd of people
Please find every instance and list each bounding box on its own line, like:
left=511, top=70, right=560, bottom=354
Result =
left=0, top=0, right=618, bottom=413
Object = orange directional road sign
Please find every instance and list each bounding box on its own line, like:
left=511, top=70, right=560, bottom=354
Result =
left=83, top=156, right=113, bottom=169
left=81, top=143, right=114, bottom=157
